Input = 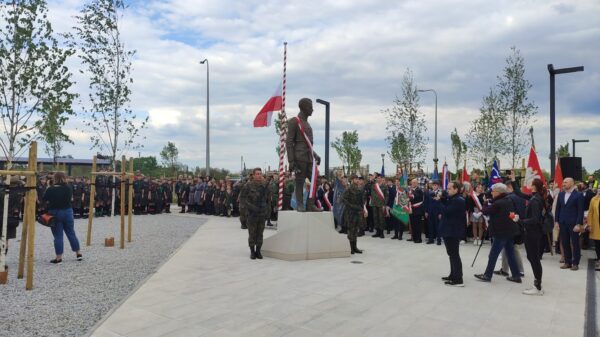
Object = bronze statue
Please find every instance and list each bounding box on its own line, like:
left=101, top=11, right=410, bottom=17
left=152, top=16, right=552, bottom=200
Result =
left=286, top=98, right=321, bottom=212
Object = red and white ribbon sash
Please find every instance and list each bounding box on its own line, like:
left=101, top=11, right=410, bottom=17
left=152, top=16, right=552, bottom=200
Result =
left=294, top=117, right=319, bottom=199
left=373, top=183, right=386, bottom=204
left=323, top=194, right=332, bottom=211
left=470, top=190, right=482, bottom=211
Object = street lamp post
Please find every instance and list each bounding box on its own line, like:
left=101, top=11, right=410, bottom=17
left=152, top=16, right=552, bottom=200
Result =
left=316, top=99, right=330, bottom=178
left=417, top=89, right=438, bottom=169
left=572, top=139, right=589, bottom=157
left=381, top=154, right=385, bottom=176
left=548, top=64, right=584, bottom=179
left=200, top=59, right=210, bottom=177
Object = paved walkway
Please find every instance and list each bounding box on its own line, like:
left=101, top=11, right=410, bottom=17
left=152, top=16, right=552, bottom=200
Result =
left=90, top=214, right=597, bottom=337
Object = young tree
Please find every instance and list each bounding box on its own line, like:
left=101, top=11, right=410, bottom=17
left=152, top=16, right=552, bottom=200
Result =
left=73, top=0, right=147, bottom=168
left=332, top=130, right=362, bottom=175
left=497, top=46, right=538, bottom=168
left=388, top=132, right=410, bottom=175
left=160, top=141, right=179, bottom=176
left=39, top=106, right=73, bottom=167
left=382, top=69, right=427, bottom=171
left=450, top=128, right=467, bottom=172
left=468, top=89, right=507, bottom=170
left=556, top=142, right=570, bottom=158
left=0, top=0, right=76, bottom=166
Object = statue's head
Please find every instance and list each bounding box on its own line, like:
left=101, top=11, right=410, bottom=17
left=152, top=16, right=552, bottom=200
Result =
left=299, top=98, right=313, bottom=116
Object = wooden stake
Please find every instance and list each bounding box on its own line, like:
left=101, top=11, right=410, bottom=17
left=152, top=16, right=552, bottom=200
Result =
left=25, top=141, right=38, bottom=290
left=86, top=156, right=97, bottom=246
left=120, top=156, right=126, bottom=249
left=128, top=158, right=133, bottom=243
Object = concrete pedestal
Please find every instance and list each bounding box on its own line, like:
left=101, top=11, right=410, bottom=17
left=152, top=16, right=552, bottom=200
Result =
left=262, top=210, right=351, bottom=261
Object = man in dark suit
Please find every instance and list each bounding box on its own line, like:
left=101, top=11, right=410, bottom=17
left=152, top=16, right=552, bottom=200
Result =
left=439, top=181, right=466, bottom=286
left=555, top=177, right=585, bottom=270
left=409, top=178, right=425, bottom=243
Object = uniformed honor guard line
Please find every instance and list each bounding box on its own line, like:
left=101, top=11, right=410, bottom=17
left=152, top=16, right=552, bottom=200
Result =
left=85, top=155, right=135, bottom=250
left=0, top=142, right=38, bottom=290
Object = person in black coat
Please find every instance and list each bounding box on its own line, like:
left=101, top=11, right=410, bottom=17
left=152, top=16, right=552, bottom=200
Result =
left=511, top=177, right=547, bottom=295
left=409, top=179, right=425, bottom=243
left=475, top=183, right=522, bottom=283
left=439, top=181, right=466, bottom=287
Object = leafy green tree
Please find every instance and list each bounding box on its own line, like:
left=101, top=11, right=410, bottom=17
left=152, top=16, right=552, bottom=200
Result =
left=388, top=132, right=410, bottom=175
left=450, top=128, right=467, bottom=172
left=332, top=130, right=362, bottom=175
left=497, top=46, right=538, bottom=168
left=160, top=141, right=179, bottom=176
left=0, top=0, right=76, bottom=167
left=382, top=69, right=427, bottom=171
left=468, top=89, right=507, bottom=170
left=73, top=0, right=147, bottom=167
left=39, top=105, right=73, bottom=167
left=556, top=142, right=570, bottom=158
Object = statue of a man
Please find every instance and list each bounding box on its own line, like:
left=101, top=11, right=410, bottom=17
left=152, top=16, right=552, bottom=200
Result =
left=286, top=98, right=321, bottom=212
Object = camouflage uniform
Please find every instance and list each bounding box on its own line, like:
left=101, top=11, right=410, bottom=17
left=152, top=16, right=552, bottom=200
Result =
left=238, top=180, right=248, bottom=229
left=242, top=180, right=271, bottom=247
left=342, top=183, right=364, bottom=242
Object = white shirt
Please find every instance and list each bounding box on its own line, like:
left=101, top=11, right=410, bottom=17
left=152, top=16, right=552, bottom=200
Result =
left=564, top=188, right=575, bottom=204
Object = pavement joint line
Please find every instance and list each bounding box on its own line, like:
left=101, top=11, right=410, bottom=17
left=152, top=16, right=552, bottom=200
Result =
left=584, top=258, right=598, bottom=337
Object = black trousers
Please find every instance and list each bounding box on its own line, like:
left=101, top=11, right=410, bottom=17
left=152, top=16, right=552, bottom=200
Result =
left=443, top=237, right=462, bottom=281
left=594, top=240, right=600, bottom=260
left=524, top=230, right=543, bottom=282
left=410, top=213, right=424, bottom=242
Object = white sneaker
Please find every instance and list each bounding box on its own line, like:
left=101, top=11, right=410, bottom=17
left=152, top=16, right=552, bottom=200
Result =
left=460, top=240, right=466, bottom=245
left=474, top=239, right=479, bottom=246
left=523, top=287, right=544, bottom=296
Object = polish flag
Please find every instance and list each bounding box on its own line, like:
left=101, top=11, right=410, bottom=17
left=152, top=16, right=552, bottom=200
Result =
left=253, top=84, right=282, bottom=127
left=522, top=146, right=546, bottom=194
left=554, top=158, right=563, bottom=190
left=461, top=163, right=469, bottom=183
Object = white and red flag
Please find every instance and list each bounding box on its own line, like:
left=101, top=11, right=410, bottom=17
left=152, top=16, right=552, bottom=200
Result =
left=253, top=84, right=282, bottom=128
left=522, top=146, right=546, bottom=194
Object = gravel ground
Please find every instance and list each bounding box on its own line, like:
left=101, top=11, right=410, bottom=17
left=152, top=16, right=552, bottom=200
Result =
left=0, top=213, right=205, bottom=337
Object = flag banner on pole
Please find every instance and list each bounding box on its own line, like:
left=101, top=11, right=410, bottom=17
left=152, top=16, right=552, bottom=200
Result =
left=442, top=162, right=449, bottom=190
left=432, top=165, right=439, bottom=181
left=253, top=83, right=282, bottom=127
left=522, top=146, right=546, bottom=194
left=554, top=158, right=563, bottom=190
left=461, top=163, right=469, bottom=183
left=488, top=160, right=502, bottom=188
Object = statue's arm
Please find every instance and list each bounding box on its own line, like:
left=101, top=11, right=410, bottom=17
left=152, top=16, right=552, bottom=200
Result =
left=286, top=118, right=297, bottom=166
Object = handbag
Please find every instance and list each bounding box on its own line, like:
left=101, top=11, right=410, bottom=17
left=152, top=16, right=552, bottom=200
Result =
left=37, top=213, right=56, bottom=228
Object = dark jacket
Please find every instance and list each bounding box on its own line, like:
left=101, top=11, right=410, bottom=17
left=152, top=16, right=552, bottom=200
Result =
left=518, top=193, right=544, bottom=234
left=410, top=188, right=425, bottom=216
left=439, top=194, right=466, bottom=238
left=555, top=190, right=584, bottom=226
left=387, top=185, right=397, bottom=209
left=507, top=192, right=526, bottom=218
left=482, top=193, right=519, bottom=239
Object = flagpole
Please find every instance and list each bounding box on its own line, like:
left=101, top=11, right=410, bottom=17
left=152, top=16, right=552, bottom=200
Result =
left=277, top=42, right=288, bottom=211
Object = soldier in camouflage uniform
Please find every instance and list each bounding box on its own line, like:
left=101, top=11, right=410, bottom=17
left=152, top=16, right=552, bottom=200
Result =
left=369, top=174, right=388, bottom=239
left=241, top=168, right=271, bottom=260
left=342, top=174, right=365, bottom=254
left=72, top=177, right=85, bottom=218
left=133, top=172, right=144, bottom=215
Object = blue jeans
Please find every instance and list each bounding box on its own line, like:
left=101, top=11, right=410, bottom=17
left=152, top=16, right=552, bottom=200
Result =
left=559, top=224, right=581, bottom=266
left=49, top=208, right=80, bottom=256
left=484, top=237, right=520, bottom=279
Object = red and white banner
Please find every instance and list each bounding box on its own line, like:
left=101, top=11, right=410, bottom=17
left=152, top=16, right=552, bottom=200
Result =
left=554, top=158, right=563, bottom=189
left=470, top=190, right=483, bottom=211
left=373, top=183, right=386, bottom=204
left=522, top=146, right=546, bottom=194
left=461, top=163, right=469, bottom=183
left=253, top=84, right=282, bottom=127
left=323, top=194, right=332, bottom=211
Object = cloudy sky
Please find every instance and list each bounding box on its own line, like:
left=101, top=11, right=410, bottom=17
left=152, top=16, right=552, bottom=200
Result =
left=45, top=0, right=599, bottom=175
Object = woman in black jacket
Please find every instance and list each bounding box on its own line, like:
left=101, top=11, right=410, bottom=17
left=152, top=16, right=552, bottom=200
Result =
left=513, top=178, right=547, bottom=295
left=43, top=172, right=82, bottom=264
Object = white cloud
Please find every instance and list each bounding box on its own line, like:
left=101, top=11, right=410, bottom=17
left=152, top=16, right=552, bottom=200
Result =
left=37, top=0, right=600, bottom=176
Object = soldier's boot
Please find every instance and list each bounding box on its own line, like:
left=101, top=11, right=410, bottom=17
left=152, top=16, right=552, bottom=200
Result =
left=339, top=226, right=347, bottom=234
left=379, top=229, right=385, bottom=239
left=350, top=240, right=363, bottom=254
left=391, top=230, right=399, bottom=240
left=372, top=229, right=379, bottom=238
left=295, top=181, right=306, bottom=212
left=255, top=244, right=263, bottom=259
left=241, top=219, right=247, bottom=229
left=180, top=205, right=186, bottom=213
left=166, top=204, right=171, bottom=213
left=307, top=198, right=323, bottom=212
left=249, top=245, right=256, bottom=260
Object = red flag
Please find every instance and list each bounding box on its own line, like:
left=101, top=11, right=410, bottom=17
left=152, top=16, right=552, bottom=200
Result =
left=554, top=158, right=563, bottom=190
left=522, top=146, right=546, bottom=194
left=461, top=163, right=469, bottom=183
left=253, top=84, right=282, bottom=127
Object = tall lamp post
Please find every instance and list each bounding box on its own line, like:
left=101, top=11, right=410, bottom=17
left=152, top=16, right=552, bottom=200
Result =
left=548, top=64, right=583, bottom=179
left=200, top=59, right=210, bottom=177
left=417, top=89, right=438, bottom=169
left=316, top=99, right=330, bottom=178
left=381, top=154, right=385, bottom=176
left=572, top=139, right=589, bottom=157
